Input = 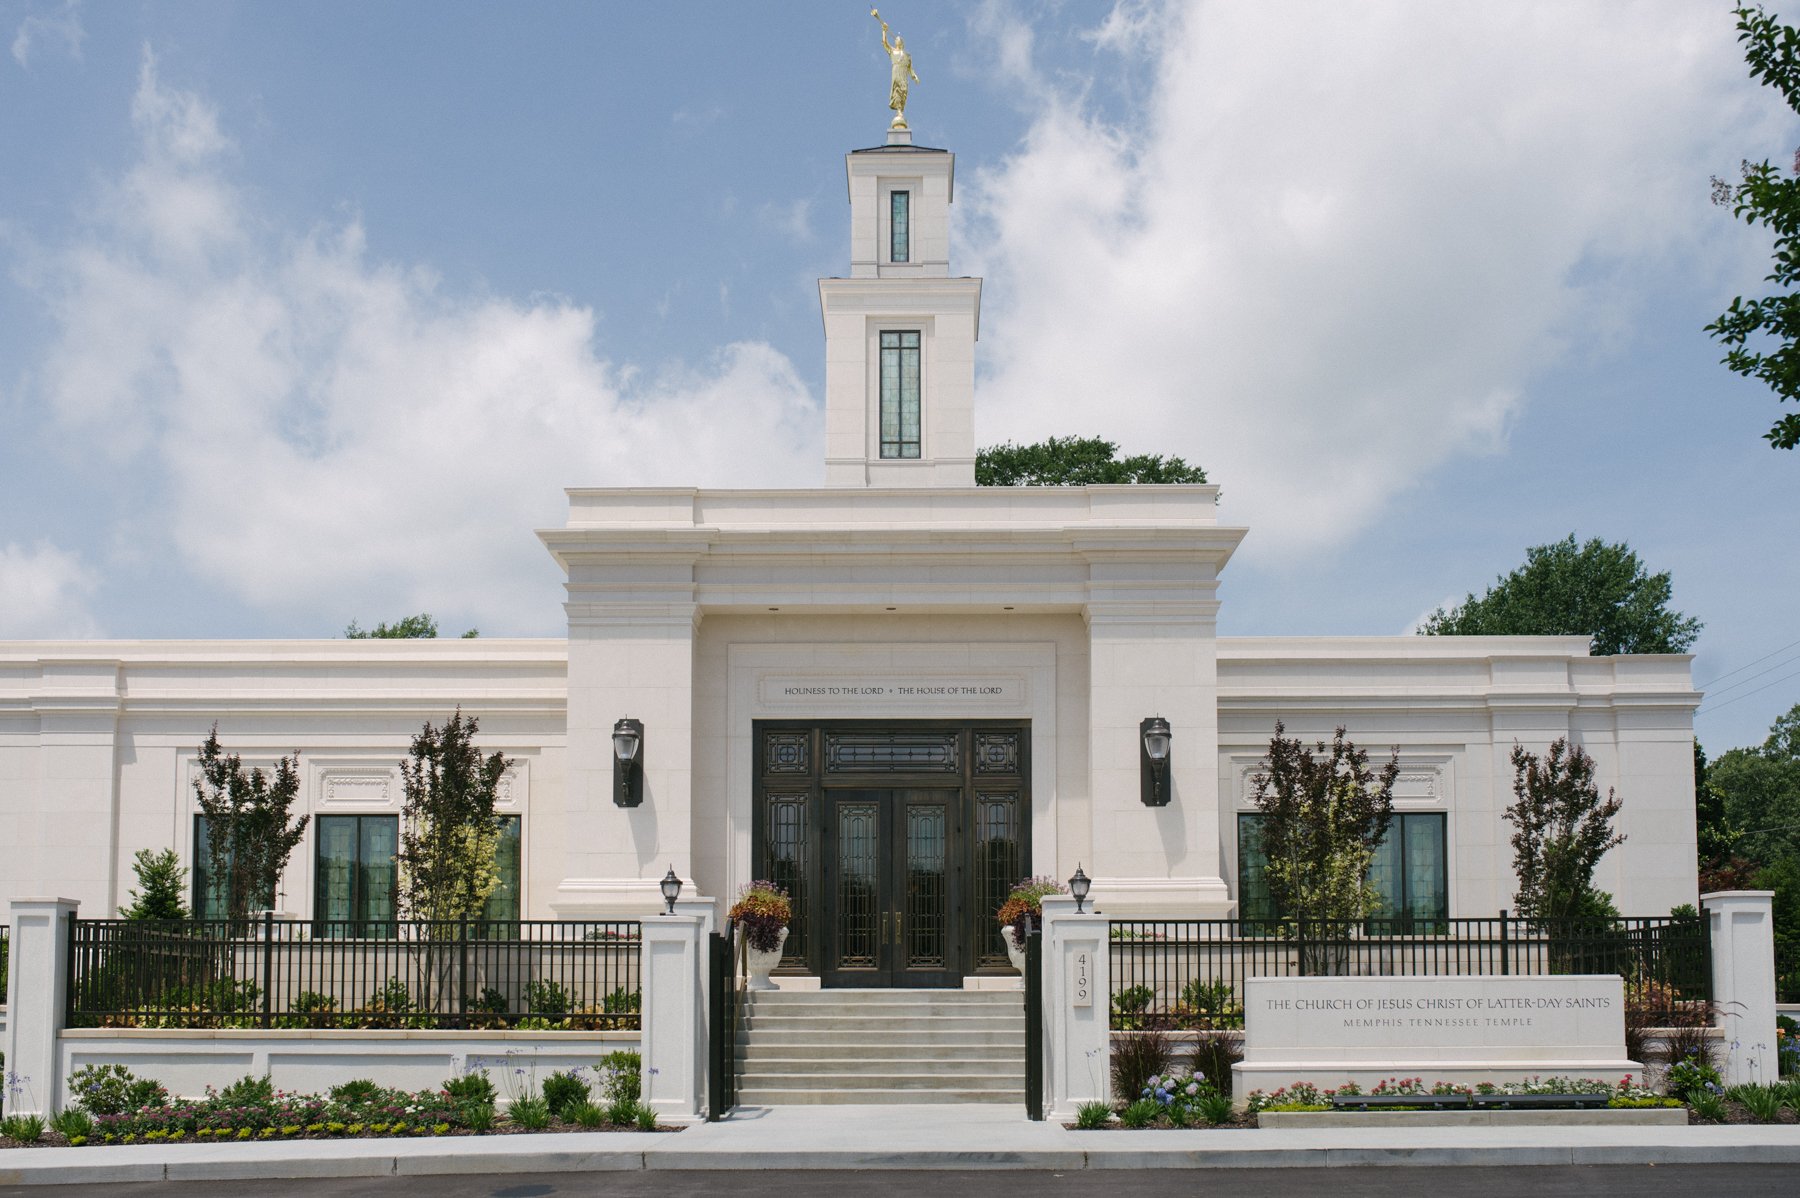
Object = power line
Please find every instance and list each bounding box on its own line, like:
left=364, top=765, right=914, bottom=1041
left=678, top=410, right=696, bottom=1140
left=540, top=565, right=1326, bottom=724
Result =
left=1696, top=664, right=1800, bottom=717
left=1700, top=648, right=1800, bottom=702
left=1696, top=635, right=1800, bottom=690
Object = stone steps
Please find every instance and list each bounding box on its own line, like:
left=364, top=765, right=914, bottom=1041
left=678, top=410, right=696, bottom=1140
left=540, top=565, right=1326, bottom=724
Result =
left=733, top=988, right=1027, bottom=1107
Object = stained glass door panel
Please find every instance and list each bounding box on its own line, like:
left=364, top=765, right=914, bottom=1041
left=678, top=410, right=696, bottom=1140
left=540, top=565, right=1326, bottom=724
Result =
left=826, top=793, right=886, bottom=984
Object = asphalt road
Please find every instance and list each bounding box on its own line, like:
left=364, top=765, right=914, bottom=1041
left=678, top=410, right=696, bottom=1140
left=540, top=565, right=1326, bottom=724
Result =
left=3, top=1167, right=1792, bottom=1198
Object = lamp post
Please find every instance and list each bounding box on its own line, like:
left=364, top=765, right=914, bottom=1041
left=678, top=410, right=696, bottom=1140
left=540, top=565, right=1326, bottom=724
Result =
left=613, top=717, right=644, bottom=807
left=660, top=866, right=682, bottom=915
left=1140, top=716, right=1172, bottom=806
left=1069, top=864, right=1091, bottom=914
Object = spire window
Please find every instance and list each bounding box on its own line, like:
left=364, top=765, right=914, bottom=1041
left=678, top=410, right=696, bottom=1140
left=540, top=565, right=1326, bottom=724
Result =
left=890, top=190, right=910, bottom=263
left=879, top=330, right=921, bottom=459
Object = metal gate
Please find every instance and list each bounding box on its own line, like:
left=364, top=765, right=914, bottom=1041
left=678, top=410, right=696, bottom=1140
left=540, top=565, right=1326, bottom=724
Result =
left=1024, top=927, right=1044, bottom=1120
left=707, top=925, right=740, bottom=1120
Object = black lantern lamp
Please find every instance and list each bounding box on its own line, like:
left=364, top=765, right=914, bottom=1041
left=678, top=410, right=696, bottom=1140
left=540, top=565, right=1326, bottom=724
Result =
left=1140, top=716, right=1172, bottom=806
left=613, top=718, right=644, bottom=807
left=1070, top=864, right=1091, bottom=914
left=660, top=866, right=682, bottom=915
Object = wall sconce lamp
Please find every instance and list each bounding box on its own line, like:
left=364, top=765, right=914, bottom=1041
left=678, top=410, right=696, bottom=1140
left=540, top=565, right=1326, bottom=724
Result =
left=660, top=866, right=682, bottom=915
left=1140, top=716, right=1172, bottom=806
left=613, top=718, right=644, bottom=807
left=1070, top=864, right=1091, bottom=914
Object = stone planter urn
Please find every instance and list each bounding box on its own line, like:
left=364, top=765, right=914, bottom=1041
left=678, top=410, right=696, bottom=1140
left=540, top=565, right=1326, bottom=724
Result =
left=745, top=926, right=789, bottom=991
left=1001, top=923, right=1029, bottom=989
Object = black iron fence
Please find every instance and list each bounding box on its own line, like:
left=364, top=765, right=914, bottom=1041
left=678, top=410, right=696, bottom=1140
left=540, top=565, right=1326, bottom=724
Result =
left=1779, top=938, right=1799, bottom=1004
left=1, top=923, right=10, bottom=1003
left=1108, top=911, right=1712, bottom=1030
left=67, top=916, right=642, bottom=1030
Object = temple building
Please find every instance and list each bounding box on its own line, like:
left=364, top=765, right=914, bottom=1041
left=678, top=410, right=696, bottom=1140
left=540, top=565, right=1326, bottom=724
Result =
left=0, top=121, right=1702, bottom=988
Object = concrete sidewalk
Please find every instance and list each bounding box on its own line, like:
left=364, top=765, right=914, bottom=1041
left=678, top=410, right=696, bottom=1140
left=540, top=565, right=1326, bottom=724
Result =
left=4, top=1105, right=1800, bottom=1186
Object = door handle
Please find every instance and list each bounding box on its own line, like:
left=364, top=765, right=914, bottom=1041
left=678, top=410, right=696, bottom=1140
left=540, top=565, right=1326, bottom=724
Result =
left=893, top=911, right=903, bottom=946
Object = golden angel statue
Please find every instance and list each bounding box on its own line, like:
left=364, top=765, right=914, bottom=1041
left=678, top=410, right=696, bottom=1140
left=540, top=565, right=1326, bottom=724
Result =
left=871, top=9, right=920, bottom=129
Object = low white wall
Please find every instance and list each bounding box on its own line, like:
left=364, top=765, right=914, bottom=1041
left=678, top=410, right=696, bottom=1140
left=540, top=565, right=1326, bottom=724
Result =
left=58, top=1029, right=639, bottom=1110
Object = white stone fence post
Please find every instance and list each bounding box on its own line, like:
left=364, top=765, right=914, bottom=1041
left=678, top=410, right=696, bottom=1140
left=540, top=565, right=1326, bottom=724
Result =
left=638, top=900, right=712, bottom=1121
left=4, top=898, right=78, bottom=1118
left=1703, top=890, right=1779, bottom=1087
left=1040, top=895, right=1110, bottom=1120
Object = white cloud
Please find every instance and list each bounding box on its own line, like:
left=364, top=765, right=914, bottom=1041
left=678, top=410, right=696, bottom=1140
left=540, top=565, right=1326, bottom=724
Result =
left=965, top=1, right=1782, bottom=556
left=0, top=542, right=101, bottom=637
left=11, top=0, right=83, bottom=68
left=25, top=50, right=820, bottom=633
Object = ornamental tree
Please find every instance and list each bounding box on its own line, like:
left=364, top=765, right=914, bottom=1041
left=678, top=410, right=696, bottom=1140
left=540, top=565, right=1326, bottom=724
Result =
left=1249, top=722, right=1400, bottom=933
left=193, top=726, right=309, bottom=919
left=1418, top=535, right=1700, bottom=656
left=975, top=435, right=1207, bottom=486
left=1505, top=738, right=1625, bottom=922
left=396, top=709, right=511, bottom=923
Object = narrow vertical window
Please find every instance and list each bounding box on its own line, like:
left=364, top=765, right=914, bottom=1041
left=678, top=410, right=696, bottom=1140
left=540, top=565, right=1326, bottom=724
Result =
left=314, top=814, right=397, bottom=937
left=194, top=813, right=274, bottom=920
left=480, top=815, right=523, bottom=926
left=890, top=190, right=910, bottom=263
left=879, top=330, right=921, bottom=459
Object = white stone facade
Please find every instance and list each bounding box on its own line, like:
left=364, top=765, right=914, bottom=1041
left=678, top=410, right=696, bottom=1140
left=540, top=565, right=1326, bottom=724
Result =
left=0, top=125, right=1702, bottom=941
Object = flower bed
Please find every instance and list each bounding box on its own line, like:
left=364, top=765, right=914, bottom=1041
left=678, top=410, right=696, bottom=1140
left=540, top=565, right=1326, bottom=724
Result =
left=0, top=1055, right=676, bottom=1149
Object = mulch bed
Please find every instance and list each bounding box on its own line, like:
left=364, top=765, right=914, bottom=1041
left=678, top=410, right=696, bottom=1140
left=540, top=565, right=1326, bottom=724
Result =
left=0, top=1118, right=683, bottom=1150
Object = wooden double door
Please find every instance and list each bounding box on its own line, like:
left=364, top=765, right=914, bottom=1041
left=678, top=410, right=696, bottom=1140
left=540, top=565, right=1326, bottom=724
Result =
left=752, top=721, right=1031, bottom=988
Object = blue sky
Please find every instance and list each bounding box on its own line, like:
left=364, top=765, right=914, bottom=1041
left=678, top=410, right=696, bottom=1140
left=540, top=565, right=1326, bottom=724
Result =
left=1, top=1, right=1797, bottom=755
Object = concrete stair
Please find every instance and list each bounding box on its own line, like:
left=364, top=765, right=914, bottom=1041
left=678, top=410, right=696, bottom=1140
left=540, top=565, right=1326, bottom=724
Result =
left=735, top=988, right=1026, bottom=1105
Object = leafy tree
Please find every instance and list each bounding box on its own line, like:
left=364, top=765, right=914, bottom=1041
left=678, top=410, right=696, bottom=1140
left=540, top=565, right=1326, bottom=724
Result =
left=193, top=726, right=309, bottom=919
left=1696, top=740, right=1759, bottom=893
left=120, top=848, right=190, bottom=921
left=1707, top=4, right=1800, bottom=452
left=345, top=613, right=478, bottom=639
left=1249, top=723, right=1400, bottom=940
left=1705, top=702, right=1800, bottom=997
left=1505, top=738, right=1624, bottom=922
left=1418, top=535, right=1701, bottom=656
left=396, top=709, right=511, bottom=923
left=1711, top=702, right=1800, bottom=865
left=975, top=435, right=1207, bottom=486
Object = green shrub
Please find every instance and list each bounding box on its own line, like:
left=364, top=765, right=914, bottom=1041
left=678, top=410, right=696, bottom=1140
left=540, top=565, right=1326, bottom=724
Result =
left=597, top=1051, right=643, bottom=1106
left=523, top=979, right=573, bottom=1017
left=606, top=1097, right=638, bottom=1126
left=2, top=1114, right=46, bottom=1144
left=542, top=1070, right=591, bottom=1120
left=443, top=1069, right=498, bottom=1106
left=1074, top=1100, right=1113, bottom=1129
left=50, top=1108, right=93, bottom=1140
left=1111, top=984, right=1154, bottom=1031
left=1665, top=1052, right=1722, bottom=1101
left=329, top=1079, right=382, bottom=1106
left=569, top=1101, right=606, bottom=1128
left=459, top=1101, right=496, bottom=1132
left=633, top=1102, right=657, bottom=1131
left=68, top=1064, right=168, bottom=1116
left=1731, top=1083, right=1786, bottom=1122
left=1118, top=1098, right=1161, bottom=1129
left=1688, top=1090, right=1729, bottom=1122
left=216, top=1074, right=275, bottom=1108
left=603, top=987, right=641, bottom=1016
left=508, top=1096, right=551, bottom=1130
left=1198, top=1092, right=1235, bottom=1125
